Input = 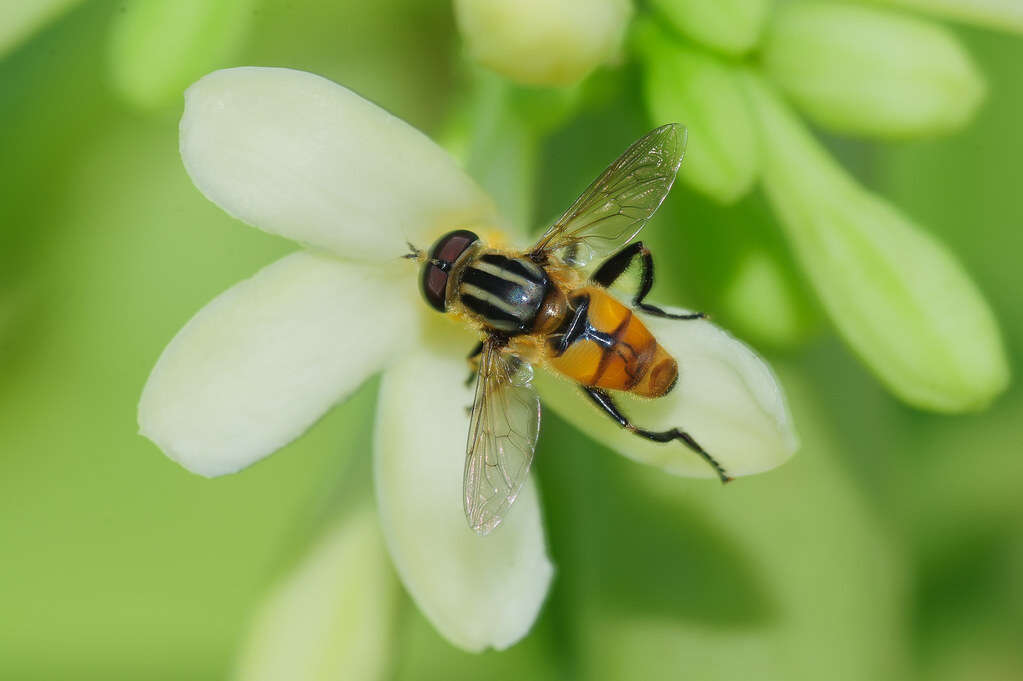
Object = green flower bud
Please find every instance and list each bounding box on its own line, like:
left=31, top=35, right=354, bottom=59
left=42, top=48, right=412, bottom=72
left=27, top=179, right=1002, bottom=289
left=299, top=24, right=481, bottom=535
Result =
left=108, top=0, right=254, bottom=109
left=441, top=71, right=540, bottom=233
left=865, top=0, right=1023, bottom=34
left=762, top=3, right=986, bottom=139
left=638, top=24, right=759, bottom=203
left=744, top=74, right=1009, bottom=412
left=0, top=0, right=84, bottom=57
left=453, top=0, right=632, bottom=87
left=236, top=510, right=398, bottom=681
left=721, top=250, right=816, bottom=349
left=647, top=0, right=770, bottom=55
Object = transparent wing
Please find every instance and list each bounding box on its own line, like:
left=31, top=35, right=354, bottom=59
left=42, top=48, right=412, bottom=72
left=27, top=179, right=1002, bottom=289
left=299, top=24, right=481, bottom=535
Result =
left=463, top=339, right=541, bottom=536
left=531, top=123, right=686, bottom=266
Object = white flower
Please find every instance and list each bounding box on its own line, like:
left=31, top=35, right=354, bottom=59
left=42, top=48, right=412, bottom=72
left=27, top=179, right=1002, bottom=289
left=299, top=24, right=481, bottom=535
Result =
left=138, top=66, right=798, bottom=651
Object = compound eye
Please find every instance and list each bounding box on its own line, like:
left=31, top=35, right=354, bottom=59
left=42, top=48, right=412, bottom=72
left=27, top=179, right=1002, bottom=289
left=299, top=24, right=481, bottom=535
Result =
left=421, top=262, right=449, bottom=311
left=419, top=229, right=479, bottom=313
left=431, top=229, right=478, bottom=264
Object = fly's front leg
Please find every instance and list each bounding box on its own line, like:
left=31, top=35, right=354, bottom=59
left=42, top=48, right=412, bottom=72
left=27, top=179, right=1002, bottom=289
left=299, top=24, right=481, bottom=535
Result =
left=582, top=386, right=732, bottom=483
left=590, top=241, right=705, bottom=321
left=465, top=340, right=484, bottom=387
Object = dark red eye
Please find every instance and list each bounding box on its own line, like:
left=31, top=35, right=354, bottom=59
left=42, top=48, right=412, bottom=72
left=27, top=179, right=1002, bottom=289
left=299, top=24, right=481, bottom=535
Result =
left=420, top=230, right=479, bottom=311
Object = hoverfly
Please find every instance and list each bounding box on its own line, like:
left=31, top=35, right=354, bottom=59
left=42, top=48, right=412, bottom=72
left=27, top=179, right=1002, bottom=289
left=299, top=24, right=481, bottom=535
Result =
left=409, top=124, right=729, bottom=536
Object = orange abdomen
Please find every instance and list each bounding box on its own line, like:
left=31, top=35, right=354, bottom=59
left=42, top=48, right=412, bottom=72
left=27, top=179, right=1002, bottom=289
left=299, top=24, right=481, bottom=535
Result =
left=545, top=287, right=677, bottom=398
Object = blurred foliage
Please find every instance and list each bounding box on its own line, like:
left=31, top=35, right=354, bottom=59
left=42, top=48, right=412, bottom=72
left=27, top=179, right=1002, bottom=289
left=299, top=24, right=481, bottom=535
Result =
left=1, top=1, right=1021, bottom=681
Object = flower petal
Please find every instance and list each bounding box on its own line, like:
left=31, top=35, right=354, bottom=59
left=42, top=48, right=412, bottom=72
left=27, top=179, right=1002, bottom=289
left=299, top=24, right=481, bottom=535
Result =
left=536, top=312, right=797, bottom=478
left=139, top=252, right=417, bottom=477
left=180, top=67, right=497, bottom=262
left=374, top=346, right=553, bottom=652
left=235, top=508, right=398, bottom=681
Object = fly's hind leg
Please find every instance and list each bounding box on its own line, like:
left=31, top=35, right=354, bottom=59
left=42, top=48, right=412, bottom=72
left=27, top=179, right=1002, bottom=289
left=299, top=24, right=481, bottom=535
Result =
left=590, top=241, right=705, bottom=321
left=583, top=386, right=732, bottom=483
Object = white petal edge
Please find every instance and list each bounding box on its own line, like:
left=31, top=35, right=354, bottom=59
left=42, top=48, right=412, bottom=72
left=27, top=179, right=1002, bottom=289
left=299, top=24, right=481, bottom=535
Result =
left=374, top=347, right=553, bottom=652
left=139, top=252, right=418, bottom=477
left=234, top=508, right=398, bottom=681
left=181, top=67, right=498, bottom=262
left=536, top=310, right=798, bottom=478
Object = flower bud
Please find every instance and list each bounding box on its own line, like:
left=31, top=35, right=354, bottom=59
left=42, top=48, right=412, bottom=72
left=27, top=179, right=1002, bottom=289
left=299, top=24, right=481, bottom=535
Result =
left=108, top=0, right=253, bottom=109
left=647, top=0, right=770, bottom=55
left=0, top=0, right=84, bottom=57
left=762, top=3, right=985, bottom=139
left=235, top=510, right=398, bottom=681
left=721, top=250, right=817, bottom=349
left=868, top=0, right=1023, bottom=34
left=744, top=74, right=1009, bottom=412
left=453, top=0, right=632, bottom=86
left=637, top=22, right=759, bottom=203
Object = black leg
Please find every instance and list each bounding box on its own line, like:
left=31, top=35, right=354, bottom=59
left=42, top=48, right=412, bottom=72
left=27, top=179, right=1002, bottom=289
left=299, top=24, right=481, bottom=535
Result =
left=583, top=386, right=732, bottom=483
left=465, top=340, right=484, bottom=387
left=590, top=241, right=705, bottom=321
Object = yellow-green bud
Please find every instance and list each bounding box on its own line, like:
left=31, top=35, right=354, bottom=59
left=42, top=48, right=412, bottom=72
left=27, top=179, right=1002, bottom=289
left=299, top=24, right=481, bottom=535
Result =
left=744, top=74, right=1009, bottom=412
left=0, top=0, right=84, bottom=57
left=647, top=0, right=770, bottom=55
left=864, top=0, right=1023, bottom=34
left=762, top=3, right=985, bottom=139
left=108, top=0, right=253, bottom=110
left=721, top=251, right=816, bottom=350
left=637, top=22, right=759, bottom=203
left=454, top=0, right=632, bottom=87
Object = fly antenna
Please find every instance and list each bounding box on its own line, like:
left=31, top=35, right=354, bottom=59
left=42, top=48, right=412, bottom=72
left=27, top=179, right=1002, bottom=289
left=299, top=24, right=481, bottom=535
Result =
left=403, top=241, right=425, bottom=262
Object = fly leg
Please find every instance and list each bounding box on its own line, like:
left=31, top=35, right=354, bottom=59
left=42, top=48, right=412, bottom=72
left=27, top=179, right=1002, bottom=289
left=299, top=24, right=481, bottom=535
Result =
left=582, top=386, right=732, bottom=483
left=465, top=340, right=484, bottom=387
left=590, top=241, right=705, bottom=321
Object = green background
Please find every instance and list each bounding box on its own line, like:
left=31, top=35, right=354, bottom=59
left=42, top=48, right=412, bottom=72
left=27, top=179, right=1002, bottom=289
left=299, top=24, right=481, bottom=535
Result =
left=1, top=1, right=1020, bottom=679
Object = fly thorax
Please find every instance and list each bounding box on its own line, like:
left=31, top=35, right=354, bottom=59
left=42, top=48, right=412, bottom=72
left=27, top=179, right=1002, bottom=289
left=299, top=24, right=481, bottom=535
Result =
left=457, top=253, right=550, bottom=335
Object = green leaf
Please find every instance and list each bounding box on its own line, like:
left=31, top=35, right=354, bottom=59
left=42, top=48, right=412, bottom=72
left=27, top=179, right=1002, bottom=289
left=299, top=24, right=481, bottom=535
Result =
left=638, top=24, right=759, bottom=203
left=647, top=0, right=770, bottom=55
left=762, top=2, right=986, bottom=139
left=864, top=0, right=1023, bottom=35
left=108, top=0, right=254, bottom=110
left=744, top=73, right=1009, bottom=412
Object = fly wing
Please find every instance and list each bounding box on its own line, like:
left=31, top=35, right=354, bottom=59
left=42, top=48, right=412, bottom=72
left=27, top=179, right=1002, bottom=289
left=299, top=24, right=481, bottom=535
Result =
left=530, top=123, right=686, bottom=266
left=463, top=339, right=541, bottom=536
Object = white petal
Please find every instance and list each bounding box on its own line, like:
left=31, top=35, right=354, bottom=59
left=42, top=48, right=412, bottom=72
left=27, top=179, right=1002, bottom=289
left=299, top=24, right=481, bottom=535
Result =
left=181, top=67, right=497, bottom=262
left=374, top=347, right=553, bottom=652
left=139, top=252, right=418, bottom=477
left=235, top=509, right=398, bottom=681
left=536, top=310, right=797, bottom=478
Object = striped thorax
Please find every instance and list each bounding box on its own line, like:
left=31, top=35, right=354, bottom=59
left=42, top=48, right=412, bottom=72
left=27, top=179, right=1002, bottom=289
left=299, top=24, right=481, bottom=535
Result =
left=456, top=252, right=550, bottom=334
